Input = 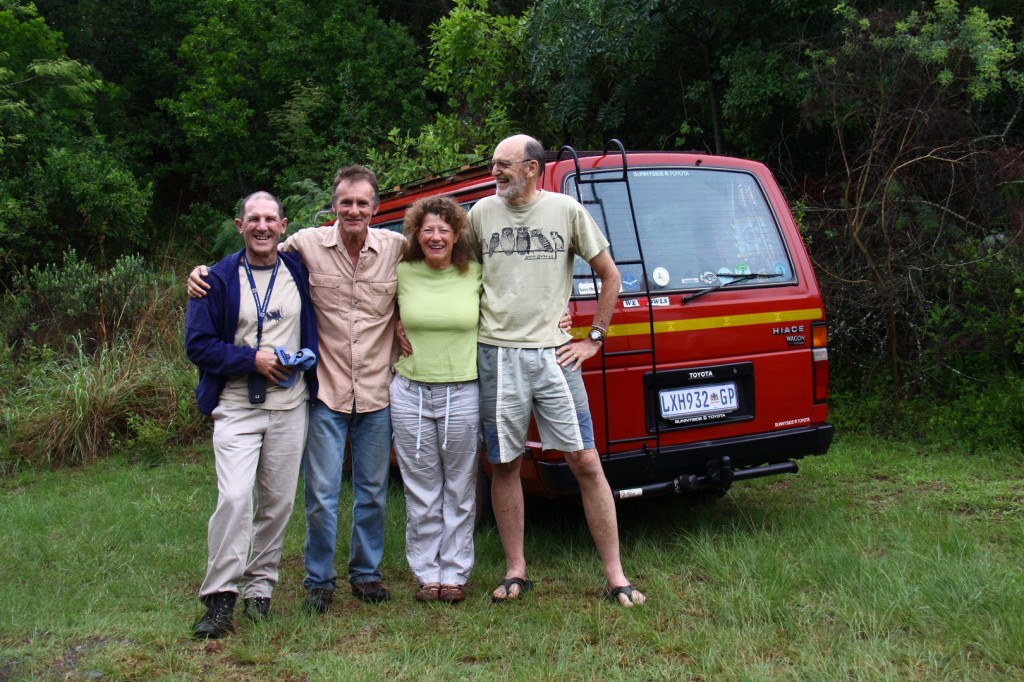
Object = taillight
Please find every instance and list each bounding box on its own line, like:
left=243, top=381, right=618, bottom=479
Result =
left=811, top=322, right=829, bottom=402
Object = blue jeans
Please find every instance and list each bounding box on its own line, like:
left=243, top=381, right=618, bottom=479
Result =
left=302, top=400, right=392, bottom=590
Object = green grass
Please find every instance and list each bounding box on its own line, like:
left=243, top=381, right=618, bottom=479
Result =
left=1, top=435, right=1022, bottom=681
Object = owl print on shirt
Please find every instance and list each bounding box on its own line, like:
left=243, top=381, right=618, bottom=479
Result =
left=484, top=226, right=566, bottom=260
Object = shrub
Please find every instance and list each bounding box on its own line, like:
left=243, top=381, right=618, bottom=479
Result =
left=921, top=380, right=1024, bottom=455
left=0, top=251, right=205, bottom=474
left=0, top=333, right=199, bottom=473
left=1, top=249, right=173, bottom=355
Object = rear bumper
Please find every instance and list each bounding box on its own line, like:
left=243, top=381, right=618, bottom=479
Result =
left=532, top=424, right=834, bottom=498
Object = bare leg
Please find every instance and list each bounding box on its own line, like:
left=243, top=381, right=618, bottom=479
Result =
left=565, top=448, right=646, bottom=606
left=490, top=458, right=529, bottom=599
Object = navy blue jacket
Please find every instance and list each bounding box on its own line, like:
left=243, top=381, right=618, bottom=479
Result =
left=184, top=249, right=319, bottom=415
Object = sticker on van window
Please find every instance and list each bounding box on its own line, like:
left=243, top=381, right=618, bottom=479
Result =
left=652, top=267, right=670, bottom=287
left=632, top=170, right=691, bottom=177
left=774, top=263, right=788, bottom=277
left=577, top=281, right=596, bottom=296
left=621, top=271, right=641, bottom=292
left=735, top=263, right=750, bottom=275
left=700, top=271, right=718, bottom=284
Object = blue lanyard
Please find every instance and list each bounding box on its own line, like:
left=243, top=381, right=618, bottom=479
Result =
left=242, top=255, right=280, bottom=349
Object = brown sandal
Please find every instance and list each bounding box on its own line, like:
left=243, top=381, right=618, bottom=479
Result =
left=438, top=584, right=466, bottom=603
left=415, top=584, right=440, bottom=602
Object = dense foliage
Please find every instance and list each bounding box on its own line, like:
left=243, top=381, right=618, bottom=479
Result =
left=803, top=3, right=1024, bottom=445
left=0, top=0, right=1022, bottom=466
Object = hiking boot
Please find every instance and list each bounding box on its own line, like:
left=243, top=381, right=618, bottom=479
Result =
left=350, top=580, right=390, bottom=603
left=303, top=587, right=334, bottom=614
left=242, top=597, right=271, bottom=621
left=192, top=592, right=236, bottom=639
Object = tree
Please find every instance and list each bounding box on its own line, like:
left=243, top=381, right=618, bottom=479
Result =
left=802, top=1, right=1024, bottom=422
left=0, top=1, right=152, bottom=273
left=424, top=0, right=532, bottom=147
left=520, top=0, right=835, bottom=154
left=31, top=0, right=194, bottom=186
left=160, top=0, right=430, bottom=209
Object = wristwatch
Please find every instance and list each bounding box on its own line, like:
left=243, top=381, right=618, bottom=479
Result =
left=588, top=327, right=606, bottom=344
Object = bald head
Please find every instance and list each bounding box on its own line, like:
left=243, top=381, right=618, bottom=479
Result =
left=496, top=134, right=533, bottom=155
left=496, top=135, right=545, bottom=172
left=238, top=191, right=284, bottom=222
left=491, top=134, right=546, bottom=205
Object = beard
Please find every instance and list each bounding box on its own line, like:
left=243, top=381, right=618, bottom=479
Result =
left=495, top=172, right=526, bottom=200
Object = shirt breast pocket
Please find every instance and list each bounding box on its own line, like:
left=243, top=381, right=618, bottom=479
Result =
left=308, top=273, right=343, bottom=311
left=363, top=279, right=397, bottom=317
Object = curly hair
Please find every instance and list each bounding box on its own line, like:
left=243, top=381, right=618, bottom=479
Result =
left=402, top=196, right=475, bottom=274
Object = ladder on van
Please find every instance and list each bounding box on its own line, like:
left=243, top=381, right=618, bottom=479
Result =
left=554, top=140, right=663, bottom=476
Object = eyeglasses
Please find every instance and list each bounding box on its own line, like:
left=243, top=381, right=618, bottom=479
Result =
left=487, top=159, right=532, bottom=171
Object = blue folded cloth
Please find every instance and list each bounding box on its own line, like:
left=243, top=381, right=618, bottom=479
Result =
left=274, top=347, right=317, bottom=387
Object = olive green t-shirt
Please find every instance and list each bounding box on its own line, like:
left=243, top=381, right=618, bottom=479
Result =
left=468, top=190, right=609, bottom=348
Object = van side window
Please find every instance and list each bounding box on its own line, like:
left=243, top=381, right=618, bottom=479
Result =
left=377, top=219, right=404, bottom=234
left=567, top=168, right=796, bottom=297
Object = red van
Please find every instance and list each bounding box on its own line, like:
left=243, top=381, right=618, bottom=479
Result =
left=373, top=141, right=833, bottom=502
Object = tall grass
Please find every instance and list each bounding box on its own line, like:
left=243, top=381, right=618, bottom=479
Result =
left=0, top=435, right=1021, bottom=680
left=2, top=333, right=198, bottom=471
left=0, top=252, right=203, bottom=473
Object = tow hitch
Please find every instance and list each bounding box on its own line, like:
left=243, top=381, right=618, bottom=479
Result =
left=612, top=456, right=799, bottom=500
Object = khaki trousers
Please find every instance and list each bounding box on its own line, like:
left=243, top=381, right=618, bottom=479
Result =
left=200, top=402, right=307, bottom=599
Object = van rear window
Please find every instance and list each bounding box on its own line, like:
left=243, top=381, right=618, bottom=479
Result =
left=566, top=167, right=796, bottom=297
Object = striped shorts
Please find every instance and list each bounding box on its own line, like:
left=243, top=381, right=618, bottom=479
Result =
left=477, top=343, right=595, bottom=464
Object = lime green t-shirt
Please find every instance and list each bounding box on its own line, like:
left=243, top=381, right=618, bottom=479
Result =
left=394, top=259, right=482, bottom=382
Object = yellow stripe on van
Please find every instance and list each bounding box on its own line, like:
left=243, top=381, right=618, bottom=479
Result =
left=572, top=308, right=823, bottom=339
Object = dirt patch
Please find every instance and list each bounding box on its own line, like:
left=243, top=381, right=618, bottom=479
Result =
left=0, top=658, right=24, bottom=682
left=38, top=636, right=135, bottom=680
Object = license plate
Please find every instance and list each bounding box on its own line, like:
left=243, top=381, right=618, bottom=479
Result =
left=659, top=383, right=739, bottom=419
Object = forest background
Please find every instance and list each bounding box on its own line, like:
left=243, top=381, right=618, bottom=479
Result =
left=0, top=0, right=1023, bottom=470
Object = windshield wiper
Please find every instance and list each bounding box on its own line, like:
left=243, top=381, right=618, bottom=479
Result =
left=682, top=272, right=784, bottom=303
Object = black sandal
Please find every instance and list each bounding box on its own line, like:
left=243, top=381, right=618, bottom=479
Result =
left=602, top=584, right=645, bottom=606
left=491, top=577, right=533, bottom=603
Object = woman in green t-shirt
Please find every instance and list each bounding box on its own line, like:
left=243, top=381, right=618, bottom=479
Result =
left=391, top=196, right=483, bottom=604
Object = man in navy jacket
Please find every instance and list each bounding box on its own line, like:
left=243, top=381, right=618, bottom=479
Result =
left=184, top=191, right=318, bottom=638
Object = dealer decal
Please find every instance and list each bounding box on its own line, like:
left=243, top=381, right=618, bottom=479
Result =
left=774, top=417, right=811, bottom=428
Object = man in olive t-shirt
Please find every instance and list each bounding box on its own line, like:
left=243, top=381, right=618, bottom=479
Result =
left=468, top=134, right=646, bottom=608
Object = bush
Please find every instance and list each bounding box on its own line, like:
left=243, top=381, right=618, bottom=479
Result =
left=0, top=333, right=200, bottom=473
left=831, top=366, right=1024, bottom=454
left=0, top=249, right=174, bottom=355
left=920, top=380, right=1024, bottom=455
left=0, top=251, right=205, bottom=474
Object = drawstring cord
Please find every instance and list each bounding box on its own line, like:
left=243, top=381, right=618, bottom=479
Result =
left=443, top=385, right=451, bottom=449
left=412, top=379, right=453, bottom=455
left=415, top=383, right=423, bottom=458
